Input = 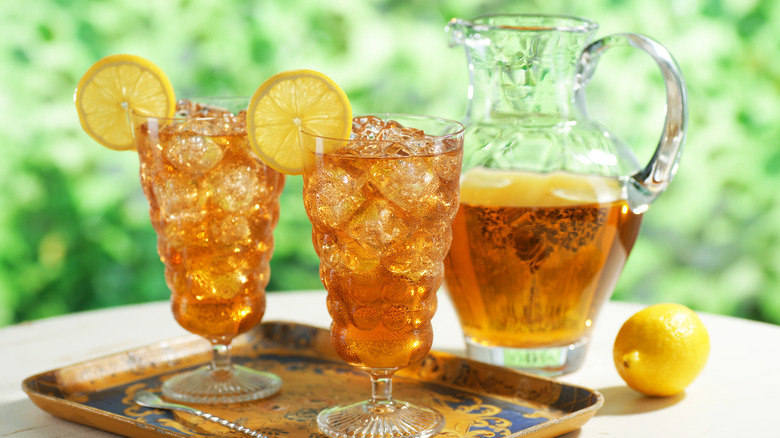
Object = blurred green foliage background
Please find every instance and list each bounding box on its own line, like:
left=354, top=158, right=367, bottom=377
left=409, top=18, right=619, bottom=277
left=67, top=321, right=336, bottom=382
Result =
left=1, top=0, right=778, bottom=326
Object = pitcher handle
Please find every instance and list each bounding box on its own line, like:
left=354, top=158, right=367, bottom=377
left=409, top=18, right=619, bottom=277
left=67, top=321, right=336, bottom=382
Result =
left=574, top=33, right=688, bottom=212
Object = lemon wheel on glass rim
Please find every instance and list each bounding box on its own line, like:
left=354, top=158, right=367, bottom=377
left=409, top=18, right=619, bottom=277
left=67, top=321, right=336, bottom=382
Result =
left=74, top=54, right=176, bottom=151
left=247, top=69, right=352, bottom=175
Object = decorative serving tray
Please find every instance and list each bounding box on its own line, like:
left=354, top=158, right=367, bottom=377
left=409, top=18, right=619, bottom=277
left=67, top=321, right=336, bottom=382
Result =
left=22, top=321, right=602, bottom=437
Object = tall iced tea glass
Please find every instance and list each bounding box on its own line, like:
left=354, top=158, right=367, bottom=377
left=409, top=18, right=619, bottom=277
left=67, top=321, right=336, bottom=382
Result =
left=132, top=97, right=285, bottom=403
left=301, top=114, right=464, bottom=438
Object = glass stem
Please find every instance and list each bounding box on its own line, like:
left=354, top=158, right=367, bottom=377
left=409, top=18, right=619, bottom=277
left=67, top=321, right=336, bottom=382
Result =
left=368, top=369, right=395, bottom=406
left=211, top=343, right=232, bottom=371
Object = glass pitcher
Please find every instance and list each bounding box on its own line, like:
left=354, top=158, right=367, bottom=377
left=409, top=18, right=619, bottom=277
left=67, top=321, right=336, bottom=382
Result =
left=443, top=14, right=687, bottom=375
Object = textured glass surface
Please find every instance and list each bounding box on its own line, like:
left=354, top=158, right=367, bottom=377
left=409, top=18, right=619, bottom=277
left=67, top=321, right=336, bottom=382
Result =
left=450, top=15, right=636, bottom=178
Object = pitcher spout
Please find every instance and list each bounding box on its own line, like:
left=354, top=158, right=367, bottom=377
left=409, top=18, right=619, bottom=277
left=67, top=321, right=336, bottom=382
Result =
left=445, top=18, right=468, bottom=48
left=446, top=18, right=493, bottom=49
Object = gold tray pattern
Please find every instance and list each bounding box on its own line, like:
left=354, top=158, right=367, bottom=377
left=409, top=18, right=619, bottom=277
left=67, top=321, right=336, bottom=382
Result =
left=23, top=321, right=602, bottom=437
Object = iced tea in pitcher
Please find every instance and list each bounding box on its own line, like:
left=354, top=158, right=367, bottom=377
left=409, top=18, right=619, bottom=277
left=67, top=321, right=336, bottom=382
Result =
left=444, top=169, right=642, bottom=359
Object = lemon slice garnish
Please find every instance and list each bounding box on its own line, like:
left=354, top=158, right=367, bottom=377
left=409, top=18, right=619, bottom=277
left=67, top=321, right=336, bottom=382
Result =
left=74, top=54, right=176, bottom=151
left=247, top=69, right=352, bottom=175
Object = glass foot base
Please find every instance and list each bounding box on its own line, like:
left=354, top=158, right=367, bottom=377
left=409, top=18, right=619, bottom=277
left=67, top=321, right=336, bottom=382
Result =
left=317, top=400, right=444, bottom=438
left=162, top=364, right=281, bottom=404
left=465, top=336, right=589, bottom=376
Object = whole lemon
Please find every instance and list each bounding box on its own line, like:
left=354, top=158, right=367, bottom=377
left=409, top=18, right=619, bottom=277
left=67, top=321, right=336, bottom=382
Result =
left=613, top=303, right=710, bottom=397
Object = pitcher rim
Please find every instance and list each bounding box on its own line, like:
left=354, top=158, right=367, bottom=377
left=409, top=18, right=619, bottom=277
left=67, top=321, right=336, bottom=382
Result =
left=461, top=13, right=598, bottom=33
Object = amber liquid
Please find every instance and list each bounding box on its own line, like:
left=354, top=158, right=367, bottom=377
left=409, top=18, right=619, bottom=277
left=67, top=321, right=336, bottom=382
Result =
left=443, top=169, right=642, bottom=348
left=303, top=146, right=462, bottom=370
left=136, top=116, right=284, bottom=345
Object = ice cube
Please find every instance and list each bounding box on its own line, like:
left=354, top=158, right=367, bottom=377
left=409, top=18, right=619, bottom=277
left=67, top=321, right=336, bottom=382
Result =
left=306, top=164, right=367, bottom=228
left=346, top=198, right=410, bottom=254
left=347, top=140, right=385, bottom=156
left=160, top=210, right=209, bottom=248
left=209, top=161, right=260, bottom=212
left=210, top=214, right=252, bottom=245
left=190, top=102, right=233, bottom=119
left=164, top=133, right=225, bottom=175
left=152, top=170, right=205, bottom=216
left=382, top=142, right=413, bottom=157
left=379, top=123, right=434, bottom=156
left=174, top=99, right=198, bottom=118
left=251, top=202, right=279, bottom=242
left=381, top=125, right=425, bottom=143
left=176, top=100, right=247, bottom=135
left=339, top=234, right=381, bottom=273
left=352, top=116, right=386, bottom=140
left=315, top=231, right=381, bottom=276
left=312, top=231, right=338, bottom=267
left=350, top=117, right=432, bottom=156
left=184, top=250, right=252, bottom=299
left=384, top=229, right=450, bottom=281
left=429, top=145, right=463, bottom=183
left=369, top=158, right=439, bottom=212
left=411, top=178, right=460, bottom=224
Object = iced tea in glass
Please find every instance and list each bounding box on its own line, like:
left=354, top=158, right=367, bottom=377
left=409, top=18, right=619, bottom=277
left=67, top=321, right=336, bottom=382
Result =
left=302, top=114, right=463, bottom=438
left=133, top=97, right=285, bottom=403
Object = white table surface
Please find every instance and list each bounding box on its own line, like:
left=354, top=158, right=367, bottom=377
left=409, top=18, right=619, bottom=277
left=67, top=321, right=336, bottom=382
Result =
left=1, top=289, right=778, bottom=437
